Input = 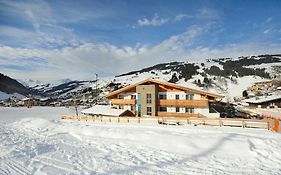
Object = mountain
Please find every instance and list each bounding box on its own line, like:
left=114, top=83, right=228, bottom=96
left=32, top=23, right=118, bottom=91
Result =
left=0, top=73, right=32, bottom=96
left=33, top=80, right=93, bottom=97
left=112, top=54, right=281, bottom=101
left=4, top=54, right=281, bottom=103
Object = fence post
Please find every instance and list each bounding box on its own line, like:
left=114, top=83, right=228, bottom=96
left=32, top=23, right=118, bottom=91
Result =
left=273, top=118, right=280, bottom=132
left=219, top=119, right=222, bottom=127
left=267, top=120, right=270, bottom=130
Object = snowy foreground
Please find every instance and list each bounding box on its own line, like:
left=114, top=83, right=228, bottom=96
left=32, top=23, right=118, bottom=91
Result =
left=1, top=107, right=281, bottom=174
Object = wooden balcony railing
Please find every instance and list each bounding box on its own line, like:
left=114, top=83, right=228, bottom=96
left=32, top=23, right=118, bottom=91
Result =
left=158, top=99, right=208, bottom=107
left=157, top=112, right=199, bottom=118
left=111, top=99, right=136, bottom=105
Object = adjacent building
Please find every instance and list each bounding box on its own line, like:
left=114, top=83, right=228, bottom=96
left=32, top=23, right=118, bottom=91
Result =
left=243, top=95, right=281, bottom=108
left=105, top=79, right=224, bottom=118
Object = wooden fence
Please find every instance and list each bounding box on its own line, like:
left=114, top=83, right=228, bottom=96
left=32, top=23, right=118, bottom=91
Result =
left=61, top=115, right=281, bottom=132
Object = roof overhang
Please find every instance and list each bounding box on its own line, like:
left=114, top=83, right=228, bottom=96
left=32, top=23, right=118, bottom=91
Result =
left=106, top=78, right=224, bottom=99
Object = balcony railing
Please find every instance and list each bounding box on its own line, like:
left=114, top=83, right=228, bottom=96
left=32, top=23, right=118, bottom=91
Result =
left=158, top=99, right=208, bottom=107
left=157, top=112, right=199, bottom=118
left=111, top=99, right=136, bottom=105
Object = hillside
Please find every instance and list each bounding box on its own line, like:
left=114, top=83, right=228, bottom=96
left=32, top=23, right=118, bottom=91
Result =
left=0, top=73, right=32, bottom=97
left=112, top=54, right=281, bottom=101
left=16, top=54, right=281, bottom=103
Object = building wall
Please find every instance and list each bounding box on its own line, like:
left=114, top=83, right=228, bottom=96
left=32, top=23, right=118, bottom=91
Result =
left=111, top=83, right=220, bottom=118
left=116, top=92, right=137, bottom=111
left=136, top=84, right=158, bottom=116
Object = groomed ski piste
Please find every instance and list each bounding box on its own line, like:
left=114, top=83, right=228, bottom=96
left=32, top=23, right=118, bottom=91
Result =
left=1, top=107, right=281, bottom=175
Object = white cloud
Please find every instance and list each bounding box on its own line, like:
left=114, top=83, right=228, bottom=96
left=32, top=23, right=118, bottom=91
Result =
left=0, top=1, right=84, bottom=48
left=174, top=14, right=192, bottom=21
left=137, top=14, right=169, bottom=27
left=137, top=8, right=219, bottom=27
left=266, top=17, right=272, bottom=23
left=1, top=23, right=281, bottom=82
left=197, top=7, right=219, bottom=19
left=263, top=29, right=271, bottom=34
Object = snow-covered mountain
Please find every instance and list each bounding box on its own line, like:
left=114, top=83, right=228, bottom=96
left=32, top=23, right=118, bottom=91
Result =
left=0, top=73, right=34, bottom=99
left=109, top=54, right=281, bottom=101
left=14, top=54, right=281, bottom=102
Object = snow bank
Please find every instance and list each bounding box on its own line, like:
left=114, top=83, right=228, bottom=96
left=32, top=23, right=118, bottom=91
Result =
left=0, top=106, right=79, bottom=123
left=81, top=105, right=128, bottom=116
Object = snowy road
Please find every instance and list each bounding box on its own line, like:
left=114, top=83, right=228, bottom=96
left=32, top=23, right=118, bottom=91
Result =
left=0, top=107, right=281, bottom=174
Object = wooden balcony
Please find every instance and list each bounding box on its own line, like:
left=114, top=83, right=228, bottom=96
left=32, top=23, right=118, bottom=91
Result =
left=111, top=99, right=136, bottom=105
left=157, top=112, right=199, bottom=118
left=158, top=99, right=208, bottom=107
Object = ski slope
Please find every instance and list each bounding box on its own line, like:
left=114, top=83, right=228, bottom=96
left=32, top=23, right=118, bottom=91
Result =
left=0, top=107, right=281, bottom=174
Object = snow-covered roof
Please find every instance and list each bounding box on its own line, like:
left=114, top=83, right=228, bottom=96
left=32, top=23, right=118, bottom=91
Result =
left=40, top=97, right=50, bottom=101
left=81, top=105, right=129, bottom=116
left=106, top=78, right=224, bottom=99
left=243, top=95, right=281, bottom=104
left=21, top=98, right=31, bottom=101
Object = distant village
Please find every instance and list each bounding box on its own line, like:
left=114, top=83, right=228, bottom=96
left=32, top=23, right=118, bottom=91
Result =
left=0, top=87, right=105, bottom=108
left=1, top=79, right=281, bottom=119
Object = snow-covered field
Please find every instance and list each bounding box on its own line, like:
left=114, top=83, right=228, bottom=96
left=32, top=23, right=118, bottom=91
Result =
left=0, top=107, right=79, bottom=124
left=1, top=107, right=281, bottom=174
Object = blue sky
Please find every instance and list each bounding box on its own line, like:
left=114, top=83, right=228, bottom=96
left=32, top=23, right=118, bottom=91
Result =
left=0, top=0, right=281, bottom=82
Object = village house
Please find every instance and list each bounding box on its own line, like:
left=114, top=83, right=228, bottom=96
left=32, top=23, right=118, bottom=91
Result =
left=248, top=80, right=281, bottom=92
left=243, top=95, right=281, bottom=109
left=105, top=79, right=224, bottom=118
left=21, top=97, right=39, bottom=107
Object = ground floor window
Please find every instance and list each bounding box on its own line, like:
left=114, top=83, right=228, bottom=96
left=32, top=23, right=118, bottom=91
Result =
left=176, top=107, right=180, bottom=112
left=119, top=105, right=124, bottom=109
left=185, top=107, right=194, bottom=113
left=159, top=106, right=167, bottom=112
left=147, top=107, right=152, bottom=115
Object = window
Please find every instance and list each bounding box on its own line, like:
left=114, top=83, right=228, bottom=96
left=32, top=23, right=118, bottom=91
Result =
left=131, top=105, right=136, bottom=111
left=186, top=94, right=194, bottom=100
left=119, top=105, right=124, bottom=109
left=118, top=95, right=124, bottom=99
left=131, top=95, right=136, bottom=99
left=159, top=106, right=167, bottom=112
left=147, top=107, right=152, bottom=115
left=176, top=107, right=180, bottom=112
left=185, top=107, right=194, bottom=113
left=146, top=93, right=152, bottom=104
left=175, top=94, right=180, bottom=100
left=159, top=94, right=167, bottom=99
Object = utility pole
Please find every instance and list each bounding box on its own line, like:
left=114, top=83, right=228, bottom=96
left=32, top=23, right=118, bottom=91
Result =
left=95, top=73, right=98, bottom=93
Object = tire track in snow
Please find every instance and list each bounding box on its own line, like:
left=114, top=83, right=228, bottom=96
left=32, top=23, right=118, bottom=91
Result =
left=4, top=160, right=31, bottom=175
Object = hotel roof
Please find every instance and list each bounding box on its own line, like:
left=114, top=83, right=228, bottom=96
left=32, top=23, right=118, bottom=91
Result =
left=106, top=78, right=224, bottom=99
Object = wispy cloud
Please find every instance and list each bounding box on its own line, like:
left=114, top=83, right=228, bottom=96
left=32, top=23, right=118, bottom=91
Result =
left=174, top=14, right=192, bottom=22
left=263, top=29, right=271, bottom=34
left=1, top=22, right=280, bottom=82
left=137, top=7, right=219, bottom=27
left=137, top=14, right=169, bottom=27
left=198, top=7, right=219, bottom=19
left=266, top=17, right=272, bottom=22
